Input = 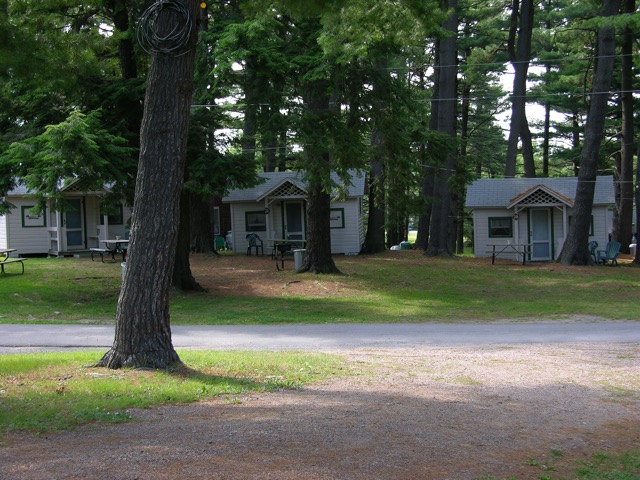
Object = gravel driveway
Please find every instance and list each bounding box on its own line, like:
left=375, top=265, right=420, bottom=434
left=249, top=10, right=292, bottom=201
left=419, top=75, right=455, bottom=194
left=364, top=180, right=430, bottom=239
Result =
left=1, top=343, right=639, bottom=480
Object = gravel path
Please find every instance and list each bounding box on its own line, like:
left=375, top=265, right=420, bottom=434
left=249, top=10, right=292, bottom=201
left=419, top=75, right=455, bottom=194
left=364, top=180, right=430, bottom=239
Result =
left=1, top=343, right=639, bottom=480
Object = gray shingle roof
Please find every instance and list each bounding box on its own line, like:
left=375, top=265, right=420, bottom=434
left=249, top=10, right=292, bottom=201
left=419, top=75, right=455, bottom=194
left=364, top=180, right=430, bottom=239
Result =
left=223, top=169, right=366, bottom=202
left=465, top=176, right=615, bottom=208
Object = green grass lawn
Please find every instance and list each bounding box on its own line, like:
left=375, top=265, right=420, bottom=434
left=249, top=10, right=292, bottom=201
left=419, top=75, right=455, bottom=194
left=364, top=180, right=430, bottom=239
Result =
left=0, top=349, right=346, bottom=436
left=0, top=253, right=638, bottom=325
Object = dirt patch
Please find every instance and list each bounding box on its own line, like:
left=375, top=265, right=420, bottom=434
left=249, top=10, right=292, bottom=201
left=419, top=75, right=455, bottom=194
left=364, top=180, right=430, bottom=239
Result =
left=189, top=253, right=363, bottom=298
left=188, top=251, right=636, bottom=299
left=1, top=344, right=639, bottom=479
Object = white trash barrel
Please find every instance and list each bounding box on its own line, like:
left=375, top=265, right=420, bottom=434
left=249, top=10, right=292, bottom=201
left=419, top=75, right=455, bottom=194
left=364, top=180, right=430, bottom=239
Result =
left=293, top=249, right=306, bottom=272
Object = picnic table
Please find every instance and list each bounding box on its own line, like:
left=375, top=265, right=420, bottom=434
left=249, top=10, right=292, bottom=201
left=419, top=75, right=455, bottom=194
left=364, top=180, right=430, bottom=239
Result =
left=486, top=243, right=531, bottom=265
left=269, top=239, right=306, bottom=271
left=0, top=248, right=27, bottom=274
left=91, top=239, right=129, bottom=262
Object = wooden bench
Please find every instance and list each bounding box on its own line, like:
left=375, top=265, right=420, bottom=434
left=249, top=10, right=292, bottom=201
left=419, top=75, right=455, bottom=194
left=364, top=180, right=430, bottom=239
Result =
left=90, top=247, right=114, bottom=263
left=486, top=243, right=531, bottom=265
left=0, top=257, right=27, bottom=274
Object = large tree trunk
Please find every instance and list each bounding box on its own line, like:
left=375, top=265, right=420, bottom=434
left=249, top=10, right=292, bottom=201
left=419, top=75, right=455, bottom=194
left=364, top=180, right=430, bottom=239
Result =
left=242, top=56, right=258, bottom=165
left=362, top=54, right=389, bottom=254
left=189, top=193, right=215, bottom=253
left=297, top=23, right=340, bottom=274
left=426, top=0, right=457, bottom=257
left=571, top=113, right=580, bottom=175
left=542, top=100, right=550, bottom=177
left=611, top=0, right=634, bottom=253
left=97, top=0, right=199, bottom=369
left=635, top=140, right=640, bottom=264
left=557, top=0, right=621, bottom=265
left=362, top=130, right=386, bottom=253
left=416, top=58, right=439, bottom=252
left=303, top=182, right=338, bottom=274
left=520, top=115, right=535, bottom=178
left=504, top=0, right=534, bottom=178
left=173, top=191, right=204, bottom=291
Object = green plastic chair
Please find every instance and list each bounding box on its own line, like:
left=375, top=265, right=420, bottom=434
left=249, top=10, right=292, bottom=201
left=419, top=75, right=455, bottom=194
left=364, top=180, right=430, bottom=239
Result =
left=596, top=241, right=621, bottom=266
left=214, top=236, right=226, bottom=250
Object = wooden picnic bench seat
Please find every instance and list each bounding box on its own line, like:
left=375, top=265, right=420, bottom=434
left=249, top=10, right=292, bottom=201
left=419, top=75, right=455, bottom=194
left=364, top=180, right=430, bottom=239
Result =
left=90, top=247, right=114, bottom=263
left=0, top=257, right=27, bottom=274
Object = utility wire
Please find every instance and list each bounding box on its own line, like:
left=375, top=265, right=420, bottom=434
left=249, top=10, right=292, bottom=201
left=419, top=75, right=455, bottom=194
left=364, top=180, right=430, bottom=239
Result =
left=191, top=87, right=640, bottom=109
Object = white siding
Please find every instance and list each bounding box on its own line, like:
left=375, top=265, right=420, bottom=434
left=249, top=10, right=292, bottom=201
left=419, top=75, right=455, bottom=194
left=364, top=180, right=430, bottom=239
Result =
left=473, top=205, right=613, bottom=261
left=329, top=200, right=362, bottom=254
left=473, top=209, right=522, bottom=261
left=1, top=196, right=132, bottom=255
left=0, top=215, right=8, bottom=249
left=229, top=200, right=362, bottom=255
left=5, top=199, right=51, bottom=255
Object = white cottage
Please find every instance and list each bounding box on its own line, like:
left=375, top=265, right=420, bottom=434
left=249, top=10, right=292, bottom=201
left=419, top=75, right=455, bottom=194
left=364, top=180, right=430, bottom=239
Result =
left=223, top=170, right=366, bottom=255
left=466, top=176, right=615, bottom=262
left=0, top=179, right=132, bottom=257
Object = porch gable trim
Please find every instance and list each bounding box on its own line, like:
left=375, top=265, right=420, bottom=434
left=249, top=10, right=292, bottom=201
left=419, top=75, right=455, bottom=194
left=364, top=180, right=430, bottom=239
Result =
left=506, top=184, right=574, bottom=209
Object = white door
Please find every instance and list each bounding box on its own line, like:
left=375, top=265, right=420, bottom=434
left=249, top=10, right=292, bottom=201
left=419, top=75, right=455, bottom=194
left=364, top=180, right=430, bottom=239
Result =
left=283, top=201, right=305, bottom=240
left=530, top=209, right=551, bottom=261
left=64, top=198, right=84, bottom=250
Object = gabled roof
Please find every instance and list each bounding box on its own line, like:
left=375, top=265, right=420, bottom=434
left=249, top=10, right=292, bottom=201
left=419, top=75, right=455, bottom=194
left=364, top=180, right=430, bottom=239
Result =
left=223, top=169, right=366, bottom=203
left=506, top=184, right=575, bottom=209
left=5, top=178, right=109, bottom=197
left=465, top=176, right=614, bottom=208
left=256, top=177, right=307, bottom=201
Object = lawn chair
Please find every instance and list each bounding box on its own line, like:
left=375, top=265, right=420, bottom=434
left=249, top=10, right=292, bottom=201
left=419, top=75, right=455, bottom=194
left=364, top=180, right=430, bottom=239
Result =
left=588, top=241, right=598, bottom=263
left=596, top=241, right=621, bottom=266
left=246, top=233, right=264, bottom=256
left=214, top=236, right=226, bottom=251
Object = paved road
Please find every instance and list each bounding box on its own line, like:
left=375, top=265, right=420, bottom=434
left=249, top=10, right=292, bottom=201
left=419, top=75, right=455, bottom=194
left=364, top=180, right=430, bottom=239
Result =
left=1, top=321, right=639, bottom=353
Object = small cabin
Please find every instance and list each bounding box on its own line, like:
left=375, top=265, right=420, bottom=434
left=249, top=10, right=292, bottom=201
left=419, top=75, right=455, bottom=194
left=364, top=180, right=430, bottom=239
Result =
left=0, top=180, right=132, bottom=257
left=223, top=170, right=366, bottom=255
left=465, top=176, right=615, bottom=261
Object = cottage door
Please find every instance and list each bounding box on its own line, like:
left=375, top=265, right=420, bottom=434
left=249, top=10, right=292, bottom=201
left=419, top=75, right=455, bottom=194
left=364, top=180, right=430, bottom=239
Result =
left=530, top=208, right=552, bottom=261
left=283, top=201, right=305, bottom=240
left=64, top=198, right=84, bottom=251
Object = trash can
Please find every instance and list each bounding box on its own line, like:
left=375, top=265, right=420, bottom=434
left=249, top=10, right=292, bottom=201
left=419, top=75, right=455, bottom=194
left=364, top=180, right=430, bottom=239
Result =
left=121, top=262, right=126, bottom=282
left=293, top=249, right=307, bottom=273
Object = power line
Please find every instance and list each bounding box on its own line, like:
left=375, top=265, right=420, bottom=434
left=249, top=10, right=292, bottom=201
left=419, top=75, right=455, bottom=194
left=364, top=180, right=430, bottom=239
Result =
left=192, top=88, right=640, bottom=110
left=320, top=53, right=637, bottom=73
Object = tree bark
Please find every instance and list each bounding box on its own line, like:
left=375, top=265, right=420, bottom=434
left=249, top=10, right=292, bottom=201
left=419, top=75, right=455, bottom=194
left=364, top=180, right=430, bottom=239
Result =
left=557, top=0, right=621, bottom=265
left=173, top=191, right=204, bottom=291
left=504, top=0, right=534, bottom=178
left=520, top=115, right=535, bottom=178
left=189, top=193, right=215, bottom=253
left=242, top=56, right=258, bottom=166
left=97, top=0, right=199, bottom=369
left=416, top=57, right=439, bottom=252
left=611, top=0, right=634, bottom=253
left=297, top=31, right=340, bottom=274
left=303, top=181, right=338, bottom=274
left=426, top=0, right=457, bottom=257
left=635, top=140, right=640, bottom=264
left=362, top=129, right=386, bottom=253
